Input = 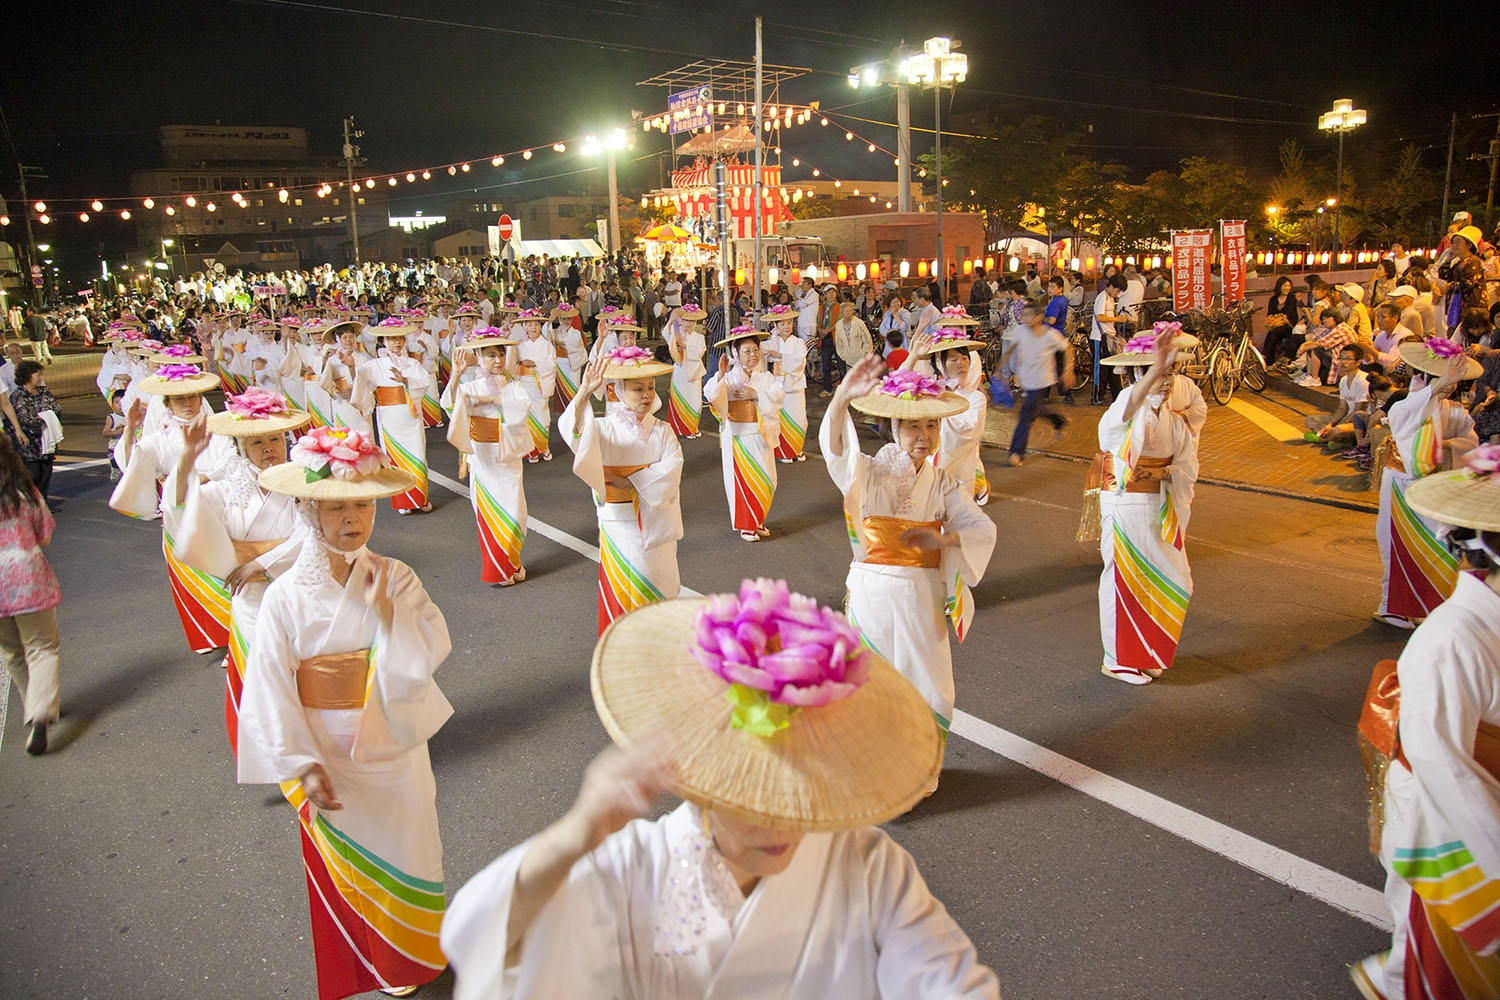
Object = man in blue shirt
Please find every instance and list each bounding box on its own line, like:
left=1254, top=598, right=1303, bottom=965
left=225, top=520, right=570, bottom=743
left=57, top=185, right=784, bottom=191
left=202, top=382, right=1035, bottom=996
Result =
left=1043, top=276, right=1074, bottom=403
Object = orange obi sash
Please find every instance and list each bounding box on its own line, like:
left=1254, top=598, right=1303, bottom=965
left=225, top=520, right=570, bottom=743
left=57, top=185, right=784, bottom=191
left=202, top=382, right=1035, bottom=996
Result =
left=861, top=516, right=942, bottom=569
left=603, top=464, right=649, bottom=503
left=1357, top=659, right=1500, bottom=852
left=301, top=366, right=317, bottom=380
left=295, top=649, right=370, bottom=710
left=518, top=359, right=537, bottom=376
left=373, top=385, right=408, bottom=407
left=469, top=415, right=501, bottom=443
left=231, top=536, right=286, bottom=565
left=554, top=341, right=569, bottom=359
left=1124, top=455, right=1171, bottom=493
left=726, top=399, right=758, bottom=423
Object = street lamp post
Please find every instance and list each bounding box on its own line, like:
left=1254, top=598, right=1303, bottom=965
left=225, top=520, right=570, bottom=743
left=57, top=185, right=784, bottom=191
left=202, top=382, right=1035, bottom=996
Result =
left=849, top=45, right=914, bottom=213
left=583, top=128, right=629, bottom=254
left=1318, top=99, right=1366, bottom=257
left=906, top=37, right=967, bottom=304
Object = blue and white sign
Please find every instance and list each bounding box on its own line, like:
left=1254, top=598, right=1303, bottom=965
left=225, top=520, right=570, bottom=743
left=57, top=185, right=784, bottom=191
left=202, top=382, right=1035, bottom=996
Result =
left=667, top=85, right=714, bottom=135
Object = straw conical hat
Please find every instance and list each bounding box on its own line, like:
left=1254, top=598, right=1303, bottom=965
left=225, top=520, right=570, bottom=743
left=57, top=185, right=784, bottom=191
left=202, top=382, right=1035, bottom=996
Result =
left=1101, top=334, right=1200, bottom=366
left=919, top=330, right=985, bottom=355
left=591, top=598, right=943, bottom=832
left=206, top=391, right=312, bottom=437
left=138, top=371, right=220, bottom=396
left=1403, top=467, right=1500, bottom=533
left=849, top=389, right=970, bottom=419
left=258, top=455, right=416, bottom=501
left=935, top=310, right=981, bottom=327
left=1397, top=340, right=1483, bottom=380
left=714, top=326, right=767, bottom=349
left=456, top=335, right=516, bottom=352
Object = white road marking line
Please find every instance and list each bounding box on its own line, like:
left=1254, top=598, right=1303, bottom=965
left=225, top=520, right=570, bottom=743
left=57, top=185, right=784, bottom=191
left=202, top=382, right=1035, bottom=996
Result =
left=54, top=458, right=111, bottom=472
left=424, top=467, right=1389, bottom=931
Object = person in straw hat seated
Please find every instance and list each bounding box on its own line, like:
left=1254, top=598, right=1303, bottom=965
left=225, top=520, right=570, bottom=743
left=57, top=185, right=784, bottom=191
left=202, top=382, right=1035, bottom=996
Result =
left=1349, top=444, right=1500, bottom=1000
left=704, top=325, right=786, bottom=542
left=901, top=325, right=991, bottom=506
left=820, top=355, right=996, bottom=731
left=441, top=579, right=1002, bottom=999
left=443, top=332, right=534, bottom=587
left=1094, top=326, right=1202, bottom=685
left=317, top=319, right=374, bottom=436
left=1372, top=342, right=1480, bottom=630
left=509, top=308, right=559, bottom=463
left=110, top=364, right=238, bottom=654
left=559, top=349, right=684, bottom=634
left=161, top=388, right=311, bottom=757
left=664, top=303, right=709, bottom=439
left=353, top=318, right=433, bottom=514
left=239, top=428, right=454, bottom=1000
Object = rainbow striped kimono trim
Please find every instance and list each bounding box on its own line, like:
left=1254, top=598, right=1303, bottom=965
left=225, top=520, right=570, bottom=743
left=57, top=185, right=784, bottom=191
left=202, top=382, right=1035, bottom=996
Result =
left=162, top=529, right=231, bottom=653
left=945, top=568, right=972, bottom=643
left=1393, top=840, right=1500, bottom=997
left=474, top=477, right=523, bottom=584
left=419, top=391, right=443, bottom=428
left=1388, top=478, right=1459, bottom=619
left=554, top=364, right=580, bottom=411
left=1110, top=521, right=1189, bottom=672
left=730, top=435, right=772, bottom=532
left=774, top=407, right=806, bottom=460
left=597, top=522, right=665, bottom=635
left=525, top=410, right=550, bottom=457
left=305, top=396, right=331, bottom=430
left=279, top=780, right=446, bottom=1000
left=1410, top=417, right=1443, bottom=477
left=224, top=610, right=249, bottom=758
left=1158, top=491, right=1179, bottom=544
left=667, top=379, right=700, bottom=436
left=382, top=431, right=428, bottom=511
left=973, top=466, right=989, bottom=505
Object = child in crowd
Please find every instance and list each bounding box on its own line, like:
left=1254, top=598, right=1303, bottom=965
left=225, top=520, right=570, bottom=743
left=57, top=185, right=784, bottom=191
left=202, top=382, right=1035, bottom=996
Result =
left=103, top=389, right=127, bottom=481
left=1294, top=313, right=1354, bottom=387
left=883, top=330, right=909, bottom=370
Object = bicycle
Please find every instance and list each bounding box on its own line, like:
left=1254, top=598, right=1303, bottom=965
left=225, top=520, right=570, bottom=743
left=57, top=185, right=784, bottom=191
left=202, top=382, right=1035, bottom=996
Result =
left=1202, top=300, right=1267, bottom=405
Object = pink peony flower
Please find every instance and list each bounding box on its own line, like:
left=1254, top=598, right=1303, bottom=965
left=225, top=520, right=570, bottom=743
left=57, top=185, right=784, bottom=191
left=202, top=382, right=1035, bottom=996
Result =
left=471, top=325, right=506, bottom=337
left=159, top=343, right=196, bottom=358
left=608, top=345, right=654, bottom=365
left=139, top=339, right=164, bottom=352
left=1151, top=320, right=1183, bottom=338
left=226, top=387, right=290, bottom=419
left=1425, top=337, right=1464, bottom=359
left=377, top=316, right=408, bottom=328
left=692, top=578, right=871, bottom=712
left=518, top=308, right=546, bottom=321
left=290, top=426, right=385, bottom=481
left=1465, top=443, right=1500, bottom=476
left=930, top=327, right=970, bottom=343
left=1123, top=333, right=1158, bottom=354
left=940, top=305, right=968, bottom=317
left=157, top=363, right=203, bottom=380
left=766, top=303, right=795, bottom=317
left=729, top=323, right=758, bottom=336
left=281, top=317, right=302, bottom=327
left=879, top=369, right=943, bottom=399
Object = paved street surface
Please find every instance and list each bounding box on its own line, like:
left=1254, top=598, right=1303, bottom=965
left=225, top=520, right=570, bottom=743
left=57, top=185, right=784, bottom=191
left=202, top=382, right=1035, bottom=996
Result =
left=1, top=384, right=1400, bottom=999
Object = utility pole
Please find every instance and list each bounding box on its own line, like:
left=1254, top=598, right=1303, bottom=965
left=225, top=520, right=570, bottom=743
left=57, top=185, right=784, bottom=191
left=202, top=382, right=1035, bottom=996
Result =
left=1441, top=112, right=1457, bottom=227
left=342, top=116, right=364, bottom=265
left=1470, top=112, right=1500, bottom=216
left=752, top=15, right=763, bottom=302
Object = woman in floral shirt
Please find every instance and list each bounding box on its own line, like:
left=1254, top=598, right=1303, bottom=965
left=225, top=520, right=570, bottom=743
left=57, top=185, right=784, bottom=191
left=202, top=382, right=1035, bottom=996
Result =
left=0, top=433, right=61, bottom=754
left=9, top=360, right=60, bottom=508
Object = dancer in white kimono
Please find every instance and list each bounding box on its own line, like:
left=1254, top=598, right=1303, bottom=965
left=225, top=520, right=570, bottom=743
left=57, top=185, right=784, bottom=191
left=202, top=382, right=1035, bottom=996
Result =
left=353, top=321, right=432, bottom=513
left=1095, top=330, right=1202, bottom=685
left=549, top=303, right=588, bottom=411
left=903, top=328, right=991, bottom=506
left=240, top=434, right=453, bottom=1000
left=1351, top=445, right=1500, bottom=999
left=161, top=390, right=309, bottom=757
left=442, top=580, right=1001, bottom=1000
left=110, top=366, right=237, bottom=652
left=406, top=314, right=444, bottom=429
left=317, top=320, right=372, bottom=436
left=662, top=303, right=707, bottom=439
left=762, top=305, right=809, bottom=463
left=278, top=319, right=326, bottom=426
left=559, top=351, right=684, bottom=634
left=443, top=335, right=534, bottom=586
left=95, top=333, right=136, bottom=397
left=703, top=326, right=785, bottom=542
left=1374, top=343, right=1480, bottom=629
left=510, top=308, right=557, bottom=463
left=822, top=356, right=997, bottom=729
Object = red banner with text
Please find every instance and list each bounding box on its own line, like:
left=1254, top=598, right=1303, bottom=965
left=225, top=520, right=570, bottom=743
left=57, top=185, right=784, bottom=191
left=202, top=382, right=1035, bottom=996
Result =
left=1172, top=230, right=1213, bottom=312
left=1220, top=220, right=1247, bottom=304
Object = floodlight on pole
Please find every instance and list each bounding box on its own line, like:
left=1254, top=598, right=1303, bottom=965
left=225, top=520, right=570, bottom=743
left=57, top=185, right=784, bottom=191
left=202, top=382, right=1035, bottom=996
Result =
left=908, top=37, right=968, bottom=302
left=1318, top=99, right=1365, bottom=254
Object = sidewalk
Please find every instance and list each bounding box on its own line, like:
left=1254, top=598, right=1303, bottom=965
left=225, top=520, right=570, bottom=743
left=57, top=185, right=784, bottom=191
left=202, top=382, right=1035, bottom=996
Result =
left=978, top=382, right=1377, bottom=512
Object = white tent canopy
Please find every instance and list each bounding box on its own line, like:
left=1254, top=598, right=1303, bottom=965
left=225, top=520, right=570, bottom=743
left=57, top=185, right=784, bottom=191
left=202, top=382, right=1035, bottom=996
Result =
left=486, top=232, right=606, bottom=258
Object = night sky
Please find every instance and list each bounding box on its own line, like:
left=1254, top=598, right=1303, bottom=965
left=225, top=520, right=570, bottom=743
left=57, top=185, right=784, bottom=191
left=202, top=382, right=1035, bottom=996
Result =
left=6, top=0, right=1496, bottom=268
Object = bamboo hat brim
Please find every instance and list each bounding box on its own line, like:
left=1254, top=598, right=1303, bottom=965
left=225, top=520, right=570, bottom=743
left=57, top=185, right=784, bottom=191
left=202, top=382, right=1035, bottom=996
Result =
left=452, top=306, right=482, bottom=318
left=1397, top=342, right=1483, bottom=380
left=758, top=311, right=798, bottom=328
left=321, top=320, right=364, bottom=341
left=257, top=461, right=418, bottom=501
left=206, top=410, right=312, bottom=437
left=714, top=329, right=768, bottom=349
left=590, top=599, right=943, bottom=832
left=1101, top=334, right=1201, bottom=366
left=849, top=389, right=970, bottom=420
left=138, top=373, right=221, bottom=396
left=375, top=324, right=420, bottom=340
left=456, top=336, right=517, bottom=352
left=935, top=314, right=981, bottom=327
left=602, top=361, right=673, bottom=380
left=603, top=321, right=644, bottom=333
left=919, top=338, right=984, bottom=356
left=1403, top=470, right=1500, bottom=533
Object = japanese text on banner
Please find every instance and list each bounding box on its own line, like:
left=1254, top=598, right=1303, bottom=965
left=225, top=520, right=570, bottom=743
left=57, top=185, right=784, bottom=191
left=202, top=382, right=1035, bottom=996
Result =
left=1171, top=230, right=1213, bottom=312
left=1220, top=221, right=1247, bottom=304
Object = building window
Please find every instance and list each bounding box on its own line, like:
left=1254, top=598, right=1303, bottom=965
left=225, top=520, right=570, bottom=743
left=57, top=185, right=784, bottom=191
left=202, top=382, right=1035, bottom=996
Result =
left=294, top=198, right=303, bottom=207
left=357, top=198, right=365, bottom=206
left=558, top=204, right=575, bottom=218
left=333, top=198, right=341, bottom=206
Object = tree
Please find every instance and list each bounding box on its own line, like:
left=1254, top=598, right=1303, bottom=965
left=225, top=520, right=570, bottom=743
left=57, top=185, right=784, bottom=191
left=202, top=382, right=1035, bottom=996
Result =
left=1099, top=171, right=1181, bottom=254
left=1177, top=157, right=1265, bottom=235
left=915, top=116, right=1075, bottom=245
left=788, top=195, right=839, bottom=220
left=1040, top=158, right=1128, bottom=242
left=1364, top=144, right=1441, bottom=245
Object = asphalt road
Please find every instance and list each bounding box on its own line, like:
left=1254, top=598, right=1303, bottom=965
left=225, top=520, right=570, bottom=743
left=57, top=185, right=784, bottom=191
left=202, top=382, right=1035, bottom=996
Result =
left=0, top=391, right=1398, bottom=999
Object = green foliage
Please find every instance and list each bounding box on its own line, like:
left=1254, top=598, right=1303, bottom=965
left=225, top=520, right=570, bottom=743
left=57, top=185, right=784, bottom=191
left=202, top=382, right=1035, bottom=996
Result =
left=788, top=196, right=840, bottom=220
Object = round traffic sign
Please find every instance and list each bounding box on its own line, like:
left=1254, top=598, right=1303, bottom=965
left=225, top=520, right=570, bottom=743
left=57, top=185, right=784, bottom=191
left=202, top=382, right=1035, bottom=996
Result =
left=496, top=214, right=514, bottom=242
left=30, top=264, right=42, bottom=276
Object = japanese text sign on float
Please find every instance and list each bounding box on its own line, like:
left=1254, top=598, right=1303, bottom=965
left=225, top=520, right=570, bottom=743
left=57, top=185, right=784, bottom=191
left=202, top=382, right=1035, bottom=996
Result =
left=667, top=85, right=714, bottom=135
left=1171, top=230, right=1213, bottom=312
left=1220, top=221, right=1247, bottom=304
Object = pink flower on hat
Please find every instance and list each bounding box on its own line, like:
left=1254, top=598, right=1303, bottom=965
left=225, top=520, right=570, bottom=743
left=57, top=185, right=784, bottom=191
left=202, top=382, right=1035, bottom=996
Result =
left=376, top=316, right=408, bottom=329
left=1466, top=443, right=1500, bottom=477
left=518, top=308, right=545, bottom=320
left=156, top=363, right=202, bottom=380
left=693, top=578, right=871, bottom=734
left=729, top=323, right=757, bottom=336
left=1124, top=333, right=1158, bottom=354
left=930, top=327, right=970, bottom=343
left=290, top=426, right=385, bottom=481
left=1424, top=337, right=1464, bottom=360
left=766, top=303, right=795, bottom=317
left=608, top=345, right=654, bottom=365
left=940, top=305, right=968, bottom=317
left=879, top=370, right=943, bottom=400
left=1152, top=320, right=1184, bottom=338
left=159, top=343, right=196, bottom=358
left=226, top=388, right=290, bottom=419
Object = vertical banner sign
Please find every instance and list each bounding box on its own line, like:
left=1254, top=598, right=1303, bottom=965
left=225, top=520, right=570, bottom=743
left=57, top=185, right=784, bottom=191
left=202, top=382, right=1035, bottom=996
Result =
left=667, top=85, right=714, bottom=135
left=1220, top=220, right=1247, bottom=303
left=1171, top=230, right=1213, bottom=312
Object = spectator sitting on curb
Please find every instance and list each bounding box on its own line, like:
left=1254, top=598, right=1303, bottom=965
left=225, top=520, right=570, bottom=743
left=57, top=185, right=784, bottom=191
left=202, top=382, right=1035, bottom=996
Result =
left=1303, top=346, right=1378, bottom=461
left=1369, top=303, right=1418, bottom=373
left=1294, top=314, right=1356, bottom=387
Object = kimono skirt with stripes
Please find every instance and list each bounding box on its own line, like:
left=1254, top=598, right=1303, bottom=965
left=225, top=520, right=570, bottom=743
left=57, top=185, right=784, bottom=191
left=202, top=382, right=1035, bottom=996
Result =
left=1377, top=462, right=1459, bottom=620
left=1099, top=487, right=1192, bottom=678
left=372, top=387, right=429, bottom=511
